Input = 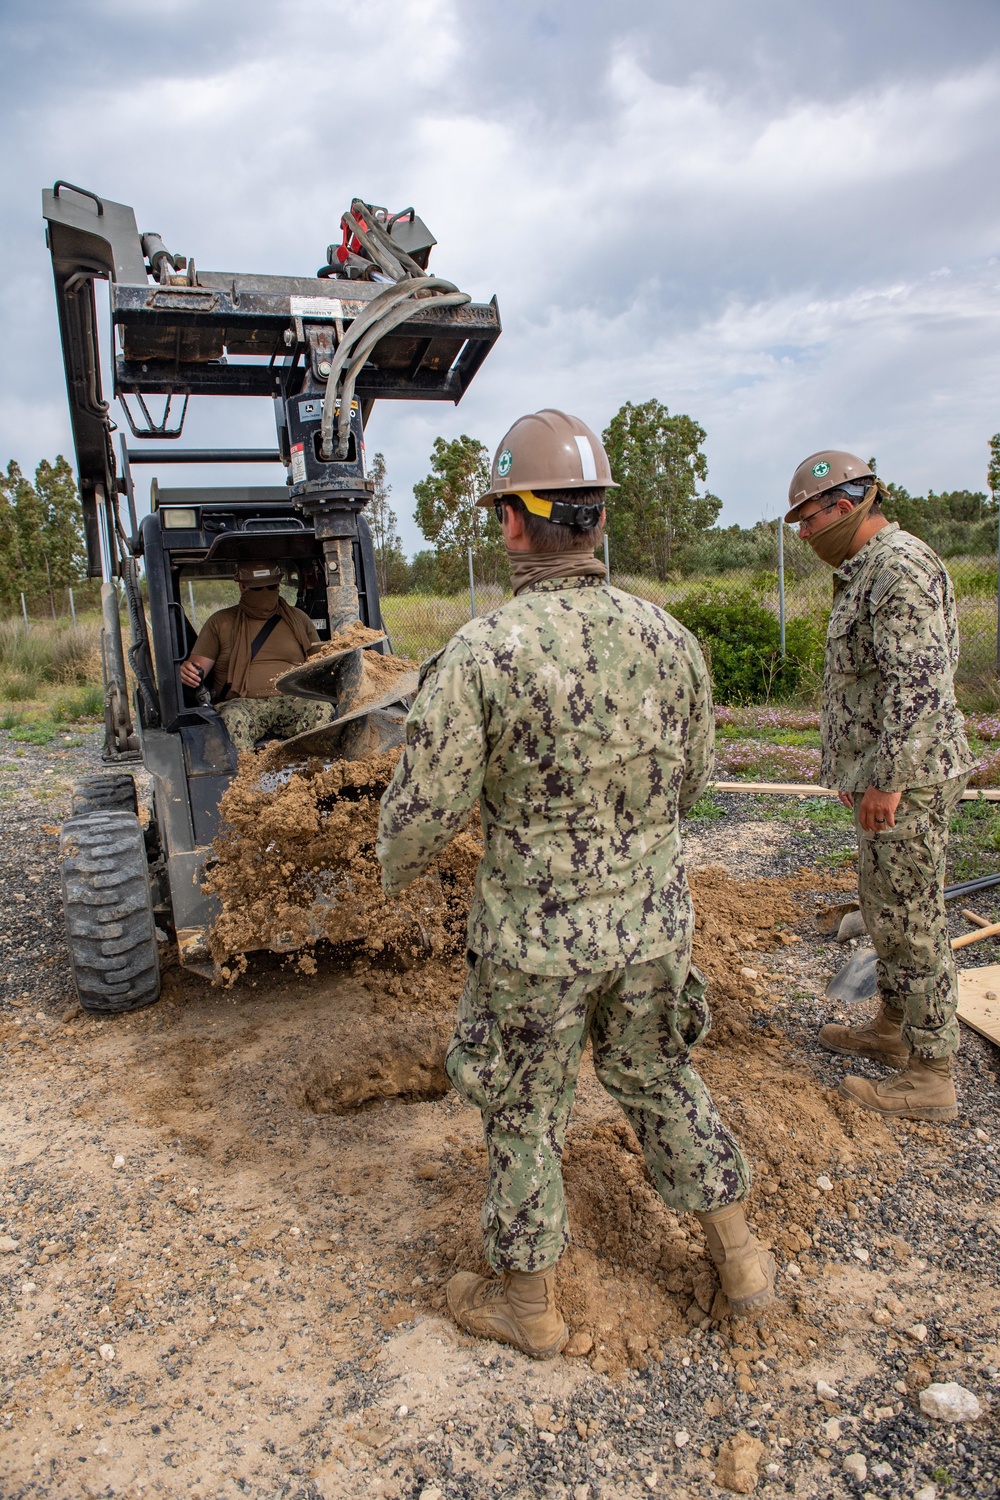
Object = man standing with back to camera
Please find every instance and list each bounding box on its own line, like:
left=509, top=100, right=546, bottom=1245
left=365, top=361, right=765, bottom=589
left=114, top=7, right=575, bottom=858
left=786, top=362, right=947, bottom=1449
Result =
left=377, top=410, right=774, bottom=1359
left=786, top=452, right=977, bottom=1121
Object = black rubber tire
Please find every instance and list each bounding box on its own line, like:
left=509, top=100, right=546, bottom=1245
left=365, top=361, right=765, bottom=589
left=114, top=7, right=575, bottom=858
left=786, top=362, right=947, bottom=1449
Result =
left=70, top=773, right=138, bottom=819
left=60, top=810, right=161, bottom=1014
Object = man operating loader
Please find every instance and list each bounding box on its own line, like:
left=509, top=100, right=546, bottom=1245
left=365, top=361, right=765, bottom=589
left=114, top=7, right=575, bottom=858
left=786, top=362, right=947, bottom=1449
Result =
left=180, top=562, right=335, bottom=752
left=786, top=452, right=976, bottom=1121
left=377, top=409, right=775, bottom=1359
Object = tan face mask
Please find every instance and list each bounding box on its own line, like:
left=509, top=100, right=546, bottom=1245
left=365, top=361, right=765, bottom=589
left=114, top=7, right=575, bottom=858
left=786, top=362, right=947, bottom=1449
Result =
left=505, top=546, right=608, bottom=596
left=805, top=490, right=876, bottom=568
left=240, top=585, right=281, bottom=618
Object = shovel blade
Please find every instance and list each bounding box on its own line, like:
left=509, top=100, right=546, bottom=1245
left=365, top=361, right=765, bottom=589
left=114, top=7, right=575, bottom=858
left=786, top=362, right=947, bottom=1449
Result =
left=826, top=947, right=878, bottom=1005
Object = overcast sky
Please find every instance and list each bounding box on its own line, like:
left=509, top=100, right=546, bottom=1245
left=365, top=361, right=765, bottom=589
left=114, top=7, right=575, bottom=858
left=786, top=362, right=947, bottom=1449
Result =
left=3, top=0, right=1000, bottom=556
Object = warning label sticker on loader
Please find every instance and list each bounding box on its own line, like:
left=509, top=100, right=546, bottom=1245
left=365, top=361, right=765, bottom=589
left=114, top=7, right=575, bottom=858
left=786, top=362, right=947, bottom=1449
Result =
left=290, top=295, right=344, bottom=320
left=291, top=443, right=307, bottom=484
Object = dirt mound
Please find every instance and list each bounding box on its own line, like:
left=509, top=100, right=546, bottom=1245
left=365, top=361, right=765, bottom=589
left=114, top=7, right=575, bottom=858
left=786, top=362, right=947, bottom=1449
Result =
left=205, top=748, right=480, bottom=965
left=205, top=773, right=892, bottom=1373
left=690, top=865, right=855, bottom=1041
left=310, top=621, right=388, bottom=654
left=426, top=1039, right=898, bottom=1375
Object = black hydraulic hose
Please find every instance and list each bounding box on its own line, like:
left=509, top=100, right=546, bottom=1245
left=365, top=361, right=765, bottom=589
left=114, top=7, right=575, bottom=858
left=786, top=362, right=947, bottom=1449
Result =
left=944, top=871, right=1000, bottom=901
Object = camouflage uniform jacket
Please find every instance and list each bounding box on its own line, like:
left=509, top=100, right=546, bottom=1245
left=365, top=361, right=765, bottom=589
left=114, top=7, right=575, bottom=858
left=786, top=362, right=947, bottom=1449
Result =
left=821, top=523, right=976, bottom=793
left=377, top=576, right=714, bottom=977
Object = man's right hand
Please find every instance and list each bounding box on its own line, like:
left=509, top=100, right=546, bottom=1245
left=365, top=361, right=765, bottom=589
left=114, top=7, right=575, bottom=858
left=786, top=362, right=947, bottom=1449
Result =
left=837, top=790, right=854, bottom=810
left=180, top=657, right=211, bottom=689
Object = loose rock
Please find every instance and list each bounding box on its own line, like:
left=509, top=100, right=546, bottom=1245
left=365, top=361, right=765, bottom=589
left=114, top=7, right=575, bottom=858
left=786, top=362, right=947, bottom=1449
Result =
left=842, top=1452, right=867, bottom=1481
left=714, top=1431, right=765, bottom=1494
left=918, top=1382, right=983, bottom=1422
left=816, top=1379, right=839, bottom=1401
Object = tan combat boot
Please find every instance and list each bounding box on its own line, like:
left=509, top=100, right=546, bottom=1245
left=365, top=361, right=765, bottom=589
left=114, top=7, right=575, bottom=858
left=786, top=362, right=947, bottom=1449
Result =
left=695, top=1203, right=776, bottom=1317
left=841, top=1053, right=958, bottom=1121
left=819, top=1003, right=909, bottom=1068
left=446, top=1267, right=568, bottom=1359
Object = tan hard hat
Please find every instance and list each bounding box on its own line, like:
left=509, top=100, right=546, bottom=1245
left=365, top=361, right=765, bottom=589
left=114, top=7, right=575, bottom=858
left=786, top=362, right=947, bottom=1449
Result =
left=236, top=561, right=284, bottom=586
left=786, top=451, right=875, bottom=521
left=479, top=409, right=618, bottom=506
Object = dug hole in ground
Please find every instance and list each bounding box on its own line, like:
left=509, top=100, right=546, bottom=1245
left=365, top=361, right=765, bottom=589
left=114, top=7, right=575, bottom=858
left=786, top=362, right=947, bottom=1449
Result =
left=0, top=729, right=997, bottom=1500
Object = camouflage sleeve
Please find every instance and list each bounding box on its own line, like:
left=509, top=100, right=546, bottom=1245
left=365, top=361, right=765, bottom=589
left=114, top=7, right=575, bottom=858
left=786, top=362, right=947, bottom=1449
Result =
left=376, top=637, right=488, bottom=895
left=870, top=561, right=956, bottom=791
left=678, top=629, right=716, bottom=815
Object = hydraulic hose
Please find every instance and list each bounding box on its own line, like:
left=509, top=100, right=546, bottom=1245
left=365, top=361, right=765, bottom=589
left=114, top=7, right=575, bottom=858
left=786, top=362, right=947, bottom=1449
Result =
left=318, top=275, right=466, bottom=460
left=331, top=289, right=470, bottom=457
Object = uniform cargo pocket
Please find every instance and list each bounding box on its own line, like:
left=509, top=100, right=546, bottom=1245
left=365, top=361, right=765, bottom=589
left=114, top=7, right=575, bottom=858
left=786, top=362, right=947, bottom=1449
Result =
left=445, top=956, right=512, bottom=1110
left=654, top=960, right=712, bottom=1054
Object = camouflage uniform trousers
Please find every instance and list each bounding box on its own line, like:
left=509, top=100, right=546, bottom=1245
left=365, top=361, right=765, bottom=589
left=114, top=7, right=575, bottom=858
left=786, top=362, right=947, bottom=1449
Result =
left=854, top=773, right=970, bottom=1058
left=217, top=693, right=338, bottom=753
left=445, top=947, right=752, bottom=1274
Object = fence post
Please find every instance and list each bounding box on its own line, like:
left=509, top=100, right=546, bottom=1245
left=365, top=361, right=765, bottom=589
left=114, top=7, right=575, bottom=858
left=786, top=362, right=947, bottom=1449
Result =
left=468, top=547, right=477, bottom=619
left=187, top=579, right=198, bottom=632
left=777, top=518, right=786, bottom=658
left=69, top=587, right=77, bottom=629
left=20, top=592, right=29, bottom=633
left=996, top=502, right=1000, bottom=675
left=603, top=534, right=610, bottom=582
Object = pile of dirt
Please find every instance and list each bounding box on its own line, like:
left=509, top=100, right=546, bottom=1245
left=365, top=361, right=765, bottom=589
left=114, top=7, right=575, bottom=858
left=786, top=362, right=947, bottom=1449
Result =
left=309, top=621, right=388, bottom=655
left=427, top=1035, right=899, bottom=1375
left=305, top=623, right=419, bottom=704
left=689, top=865, right=856, bottom=1041
left=206, top=765, right=894, bottom=1374
left=206, top=747, right=480, bottom=968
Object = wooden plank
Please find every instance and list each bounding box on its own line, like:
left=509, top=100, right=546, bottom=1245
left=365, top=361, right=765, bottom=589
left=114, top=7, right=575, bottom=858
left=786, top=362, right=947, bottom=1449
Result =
left=712, top=782, right=1000, bottom=801
left=957, top=964, right=1000, bottom=1048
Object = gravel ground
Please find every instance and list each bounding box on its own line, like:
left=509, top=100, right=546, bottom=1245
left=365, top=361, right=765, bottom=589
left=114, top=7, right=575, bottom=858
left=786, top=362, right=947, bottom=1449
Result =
left=0, top=734, right=997, bottom=1500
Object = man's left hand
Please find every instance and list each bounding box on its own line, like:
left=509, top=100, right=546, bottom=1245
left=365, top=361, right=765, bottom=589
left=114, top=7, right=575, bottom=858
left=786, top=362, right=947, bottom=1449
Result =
left=858, top=786, right=902, bottom=833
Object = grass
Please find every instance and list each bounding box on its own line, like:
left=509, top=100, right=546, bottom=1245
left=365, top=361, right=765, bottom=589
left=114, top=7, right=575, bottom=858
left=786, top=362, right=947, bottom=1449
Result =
left=948, top=797, right=1000, bottom=880
left=0, top=616, right=106, bottom=741
left=775, top=797, right=853, bottom=829
left=685, top=791, right=726, bottom=821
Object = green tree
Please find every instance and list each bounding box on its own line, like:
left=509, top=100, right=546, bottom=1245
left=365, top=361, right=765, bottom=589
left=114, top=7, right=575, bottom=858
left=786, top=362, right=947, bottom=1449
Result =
left=602, top=399, right=721, bottom=579
left=0, top=456, right=85, bottom=612
left=988, top=433, right=1000, bottom=503
left=413, top=434, right=505, bottom=591
left=366, top=451, right=409, bottom=595
left=34, top=456, right=86, bottom=588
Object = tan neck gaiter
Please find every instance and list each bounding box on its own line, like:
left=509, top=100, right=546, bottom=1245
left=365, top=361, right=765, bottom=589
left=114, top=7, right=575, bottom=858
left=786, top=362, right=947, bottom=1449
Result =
left=806, top=489, right=877, bottom=568
left=506, top=547, right=608, bottom=597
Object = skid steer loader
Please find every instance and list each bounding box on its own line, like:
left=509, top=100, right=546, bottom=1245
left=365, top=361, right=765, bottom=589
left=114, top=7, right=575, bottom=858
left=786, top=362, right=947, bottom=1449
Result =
left=44, top=182, right=500, bottom=1013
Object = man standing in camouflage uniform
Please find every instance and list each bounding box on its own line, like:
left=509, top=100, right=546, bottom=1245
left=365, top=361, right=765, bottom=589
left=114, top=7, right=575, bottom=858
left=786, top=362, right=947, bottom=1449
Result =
left=377, top=410, right=774, bottom=1359
left=786, top=452, right=977, bottom=1121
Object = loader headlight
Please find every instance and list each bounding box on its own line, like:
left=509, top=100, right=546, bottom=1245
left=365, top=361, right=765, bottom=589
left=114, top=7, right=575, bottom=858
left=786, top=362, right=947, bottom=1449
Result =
left=161, top=508, right=199, bottom=529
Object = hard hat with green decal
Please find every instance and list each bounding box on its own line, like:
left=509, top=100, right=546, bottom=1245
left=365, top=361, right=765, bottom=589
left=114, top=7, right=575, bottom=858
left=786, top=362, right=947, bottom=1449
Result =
left=479, top=410, right=617, bottom=523
left=786, top=450, right=875, bottom=522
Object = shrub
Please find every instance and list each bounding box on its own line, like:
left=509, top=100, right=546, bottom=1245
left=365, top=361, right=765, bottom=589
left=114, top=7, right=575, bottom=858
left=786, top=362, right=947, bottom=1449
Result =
left=673, top=583, right=824, bottom=704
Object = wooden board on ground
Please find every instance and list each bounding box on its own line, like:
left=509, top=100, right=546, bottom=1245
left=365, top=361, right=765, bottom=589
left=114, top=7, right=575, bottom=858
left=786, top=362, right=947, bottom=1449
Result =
left=712, top=781, right=1000, bottom=802
left=957, top=964, right=1000, bottom=1048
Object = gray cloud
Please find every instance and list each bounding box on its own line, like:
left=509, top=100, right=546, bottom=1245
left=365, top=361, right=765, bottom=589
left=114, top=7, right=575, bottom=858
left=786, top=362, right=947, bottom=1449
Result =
left=2, top=0, right=999, bottom=555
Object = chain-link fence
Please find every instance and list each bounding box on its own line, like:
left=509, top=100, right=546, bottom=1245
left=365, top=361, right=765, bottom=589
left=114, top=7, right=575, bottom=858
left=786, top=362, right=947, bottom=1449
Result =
left=380, top=525, right=1000, bottom=696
